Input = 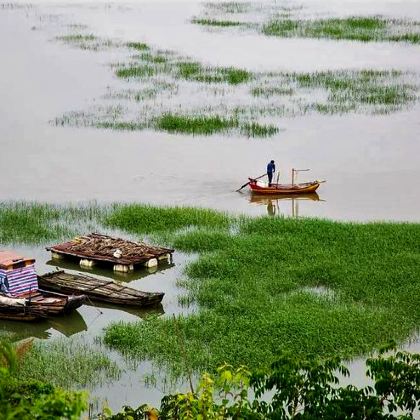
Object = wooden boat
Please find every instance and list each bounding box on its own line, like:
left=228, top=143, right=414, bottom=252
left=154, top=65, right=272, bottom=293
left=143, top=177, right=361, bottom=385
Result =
left=38, top=270, right=164, bottom=308
left=0, top=250, right=86, bottom=322
left=248, top=178, right=322, bottom=195
left=0, top=290, right=86, bottom=322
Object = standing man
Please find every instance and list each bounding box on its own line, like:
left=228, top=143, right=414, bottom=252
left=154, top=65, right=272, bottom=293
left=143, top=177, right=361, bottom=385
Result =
left=267, top=160, right=275, bottom=186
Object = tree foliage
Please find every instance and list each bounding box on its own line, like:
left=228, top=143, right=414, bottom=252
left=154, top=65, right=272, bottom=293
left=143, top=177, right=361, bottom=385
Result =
left=0, top=341, right=87, bottom=420
left=103, top=345, right=420, bottom=419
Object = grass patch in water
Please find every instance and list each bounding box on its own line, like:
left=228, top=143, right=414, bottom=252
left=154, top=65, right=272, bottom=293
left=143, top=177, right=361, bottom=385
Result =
left=289, top=70, right=417, bottom=107
left=96, top=121, right=146, bottom=130
left=251, top=86, right=294, bottom=97
left=115, top=65, right=163, bottom=79
left=155, top=113, right=239, bottom=135
left=104, top=214, right=420, bottom=376
left=240, top=122, right=279, bottom=137
left=15, top=338, right=121, bottom=389
left=139, top=52, right=168, bottom=64
left=56, top=33, right=115, bottom=50
left=0, top=202, right=105, bottom=244
left=106, top=205, right=231, bottom=234
left=175, top=61, right=252, bottom=85
left=262, top=16, right=420, bottom=44
left=127, top=42, right=150, bottom=51
left=192, top=18, right=246, bottom=27
left=204, top=1, right=251, bottom=14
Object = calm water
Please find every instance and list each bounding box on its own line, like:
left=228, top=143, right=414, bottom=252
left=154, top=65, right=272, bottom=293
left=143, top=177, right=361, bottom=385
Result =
left=0, top=0, right=419, bottom=221
left=1, top=0, right=420, bottom=412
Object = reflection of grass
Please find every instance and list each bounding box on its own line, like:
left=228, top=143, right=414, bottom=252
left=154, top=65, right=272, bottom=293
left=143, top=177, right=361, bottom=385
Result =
left=104, top=214, right=420, bottom=376
left=156, top=113, right=238, bottom=135
left=263, top=16, right=420, bottom=43
left=192, top=18, right=246, bottom=27
left=16, top=338, right=120, bottom=389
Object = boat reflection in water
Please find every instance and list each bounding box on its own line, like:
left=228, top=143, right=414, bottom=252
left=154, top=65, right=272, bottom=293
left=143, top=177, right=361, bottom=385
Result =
left=0, top=309, right=88, bottom=341
left=249, top=193, right=321, bottom=217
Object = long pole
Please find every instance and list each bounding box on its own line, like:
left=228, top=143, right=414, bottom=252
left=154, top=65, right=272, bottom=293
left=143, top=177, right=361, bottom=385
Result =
left=236, top=173, right=267, bottom=192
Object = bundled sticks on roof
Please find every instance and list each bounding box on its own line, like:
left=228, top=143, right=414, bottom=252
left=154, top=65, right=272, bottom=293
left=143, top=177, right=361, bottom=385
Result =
left=47, top=233, right=174, bottom=272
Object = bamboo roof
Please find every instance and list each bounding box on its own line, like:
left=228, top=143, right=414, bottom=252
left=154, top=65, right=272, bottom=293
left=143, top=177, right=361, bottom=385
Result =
left=46, top=233, right=173, bottom=266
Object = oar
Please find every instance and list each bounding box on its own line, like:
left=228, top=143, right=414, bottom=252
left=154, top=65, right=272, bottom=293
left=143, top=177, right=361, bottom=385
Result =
left=236, top=173, right=267, bottom=192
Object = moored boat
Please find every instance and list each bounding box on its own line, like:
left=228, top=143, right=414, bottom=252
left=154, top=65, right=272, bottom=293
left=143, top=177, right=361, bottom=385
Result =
left=0, top=250, right=86, bottom=322
left=39, top=270, right=164, bottom=308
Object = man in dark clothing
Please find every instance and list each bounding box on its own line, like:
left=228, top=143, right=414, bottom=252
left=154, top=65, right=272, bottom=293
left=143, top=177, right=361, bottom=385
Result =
left=267, top=160, right=275, bottom=186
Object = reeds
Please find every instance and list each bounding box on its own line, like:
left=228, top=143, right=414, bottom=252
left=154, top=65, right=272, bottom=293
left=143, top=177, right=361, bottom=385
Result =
left=15, top=338, right=121, bottom=388
left=263, top=16, right=420, bottom=44
left=155, top=113, right=238, bottom=135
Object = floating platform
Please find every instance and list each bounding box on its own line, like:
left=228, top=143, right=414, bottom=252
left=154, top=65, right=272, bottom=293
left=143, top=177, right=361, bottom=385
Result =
left=38, top=270, right=164, bottom=307
left=47, top=233, right=174, bottom=273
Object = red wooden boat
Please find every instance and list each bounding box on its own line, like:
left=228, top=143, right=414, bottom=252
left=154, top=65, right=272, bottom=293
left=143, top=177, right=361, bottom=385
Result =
left=248, top=178, right=322, bottom=195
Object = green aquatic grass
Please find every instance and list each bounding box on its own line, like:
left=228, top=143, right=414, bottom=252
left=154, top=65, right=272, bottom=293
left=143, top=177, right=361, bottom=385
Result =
left=0, top=202, right=105, bottom=244
left=104, top=216, right=420, bottom=376
left=16, top=338, right=121, bottom=389
left=56, top=33, right=115, bottom=51
left=96, top=121, right=146, bottom=130
left=139, top=52, right=168, bottom=64
left=175, top=61, right=252, bottom=85
left=240, top=122, right=279, bottom=137
left=192, top=18, right=246, bottom=27
left=57, top=34, right=96, bottom=42
left=262, top=16, right=420, bottom=44
left=0, top=202, right=70, bottom=244
left=115, top=65, right=162, bottom=79
left=106, top=205, right=231, bottom=234
left=203, top=1, right=251, bottom=14
left=127, top=42, right=150, bottom=51
left=155, top=113, right=239, bottom=135
left=251, top=86, right=294, bottom=97
left=289, top=70, right=417, bottom=108
left=1, top=202, right=420, bottom=379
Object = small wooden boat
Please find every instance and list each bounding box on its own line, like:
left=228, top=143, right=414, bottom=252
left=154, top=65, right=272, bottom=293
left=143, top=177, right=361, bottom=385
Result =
left=0, top=250, right=86, bottom=322
left=248, top=178, right=322, bottom=194
left=0, top=290, right=86, bottom=322
left=38, top=270, right=164, bottom=308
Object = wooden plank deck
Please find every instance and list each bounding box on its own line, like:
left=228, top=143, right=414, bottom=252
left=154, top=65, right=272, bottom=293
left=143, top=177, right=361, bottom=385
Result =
left=47, top=233, right=174, bottom=272
left=39, top=271, right=164, bottom=307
